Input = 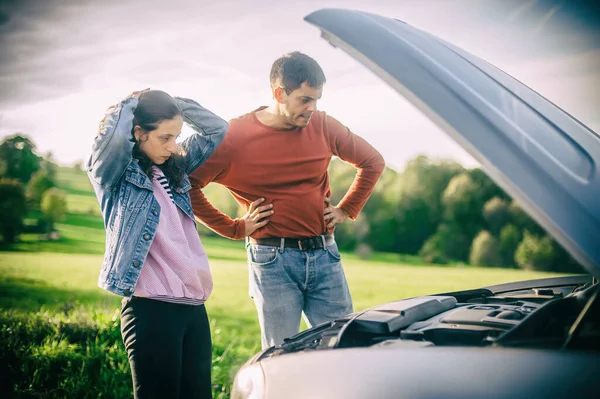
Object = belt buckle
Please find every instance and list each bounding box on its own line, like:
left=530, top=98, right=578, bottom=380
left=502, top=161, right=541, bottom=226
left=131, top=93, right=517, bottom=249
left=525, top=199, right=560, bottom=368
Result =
left=310, top=237, right=318, bottom=250
left=298, top=237, right=320, bottom=251
left=298, top=238, right=311, bottom=251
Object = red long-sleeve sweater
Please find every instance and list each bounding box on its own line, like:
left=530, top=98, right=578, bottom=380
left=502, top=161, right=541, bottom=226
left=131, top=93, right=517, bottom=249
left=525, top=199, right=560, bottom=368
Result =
left=189, top=107, right=385, bottom=240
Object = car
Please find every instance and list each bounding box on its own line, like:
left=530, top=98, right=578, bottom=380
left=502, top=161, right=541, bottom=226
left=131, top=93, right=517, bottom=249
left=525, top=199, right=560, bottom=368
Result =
left=231, top=8, right=600, bottom=399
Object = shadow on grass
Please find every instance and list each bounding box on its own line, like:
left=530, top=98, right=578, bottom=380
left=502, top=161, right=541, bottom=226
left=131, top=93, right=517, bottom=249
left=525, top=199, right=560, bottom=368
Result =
left=0, top=241, right=248, bottom=261
left=0, top=276, right=120, bottom=313
left=0, top=236, right=105, bottom=255
left=63, top=213, right=105, bottom=230
left=60, top=187, right=97, bottom=197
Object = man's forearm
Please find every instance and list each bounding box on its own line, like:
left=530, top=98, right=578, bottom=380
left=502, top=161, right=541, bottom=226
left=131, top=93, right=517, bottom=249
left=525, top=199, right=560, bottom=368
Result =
left=337, top=155, right=386, bottom=219
left=191, top=189, right=246, bottom=240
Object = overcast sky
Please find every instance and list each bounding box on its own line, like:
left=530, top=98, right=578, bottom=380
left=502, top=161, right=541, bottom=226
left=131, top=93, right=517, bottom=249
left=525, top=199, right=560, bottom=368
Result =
left=1, top=0, right=599, bottom=170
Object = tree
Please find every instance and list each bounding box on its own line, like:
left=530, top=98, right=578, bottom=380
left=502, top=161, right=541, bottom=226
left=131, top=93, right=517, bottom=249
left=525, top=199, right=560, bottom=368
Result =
left=547, top=240, right=585, bottom=274
left=498, top=224, right=521, bottom=267
left=469, top=230, right=502, bottom=267
left=359, top=168, right=399, bottom=253
left=508, top=201, right=545, bottom=236
left=0, top=134, right=41, bottom=183
left=27, top=169, right=56, bottom=207
left=438, top=173, right=482, bottom=261
left=41, top=188, right=68, bottom=234
left=419, top=223, right=470, bottom=264
left=0, top=179, right=28, bottom=243
left=40, top=151, right=58, bottom=180
left=467, top=168, right=510, bottom=203
left=353, top=214, right=372, bottom=259
left=442, top=173, right=481, bottom=233
left=72, top=160, right=84, bottom=171
left=515, top=231, right=556, bottom=271
left=392, top=196, right=432, bottom=254
left=437, top=169, right=510, bottom=262
left=483, top=197, right=510, bottom=236
left=327, top=158, right=401, bottom=253
left=328, top=158, right=375, bottom=251
left=393, top=156, right=463, bottom=254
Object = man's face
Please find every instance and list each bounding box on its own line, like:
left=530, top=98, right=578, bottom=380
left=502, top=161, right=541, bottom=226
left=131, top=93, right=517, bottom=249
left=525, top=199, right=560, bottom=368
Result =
left=279, top=82, right=323, bottom=128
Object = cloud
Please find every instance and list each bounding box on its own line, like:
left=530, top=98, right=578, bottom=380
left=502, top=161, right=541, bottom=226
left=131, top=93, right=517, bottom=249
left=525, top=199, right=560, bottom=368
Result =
left=0, top=0, right=598, bottom=170
left=0, top=0, right=559, bottom=107
left=0, top=0, right=262, bottom=107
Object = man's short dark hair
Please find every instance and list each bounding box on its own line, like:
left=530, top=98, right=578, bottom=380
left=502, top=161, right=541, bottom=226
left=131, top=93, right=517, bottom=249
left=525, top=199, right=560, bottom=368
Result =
left=270, top=51, right=326, bottom=94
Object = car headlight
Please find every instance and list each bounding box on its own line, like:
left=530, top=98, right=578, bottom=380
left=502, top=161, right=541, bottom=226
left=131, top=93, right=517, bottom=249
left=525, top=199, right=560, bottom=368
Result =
left=231, top=364, right=266, bottom=399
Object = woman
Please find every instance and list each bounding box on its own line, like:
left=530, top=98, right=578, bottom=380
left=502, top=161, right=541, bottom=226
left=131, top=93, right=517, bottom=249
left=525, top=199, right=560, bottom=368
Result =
left=86, top=89, right=227, bottom=399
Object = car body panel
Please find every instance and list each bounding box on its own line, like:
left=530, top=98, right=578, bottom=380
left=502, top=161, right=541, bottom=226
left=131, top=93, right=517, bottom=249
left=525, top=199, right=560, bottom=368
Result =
left=258, top=347, right=598, bottom=399
left=231, top=9, right=600, bottom=399
left=304, top=8, right=600, bottom=276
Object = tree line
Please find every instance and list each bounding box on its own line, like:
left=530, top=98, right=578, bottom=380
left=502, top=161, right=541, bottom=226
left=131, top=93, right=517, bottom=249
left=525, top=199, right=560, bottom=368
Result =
left=0, top=134, right=585, bottom=274
left=202, top=154, right=584, bottom=274
left=0, top=135, right=68, bottom=244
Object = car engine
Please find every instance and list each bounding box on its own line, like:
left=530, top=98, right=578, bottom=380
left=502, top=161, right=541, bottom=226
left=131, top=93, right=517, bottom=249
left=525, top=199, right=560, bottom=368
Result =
left=257, top=278, right=599, bottom=360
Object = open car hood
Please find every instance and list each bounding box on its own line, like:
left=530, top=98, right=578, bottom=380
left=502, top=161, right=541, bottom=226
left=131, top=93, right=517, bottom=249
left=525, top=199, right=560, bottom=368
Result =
left=305, top=8, right=600, bottom=276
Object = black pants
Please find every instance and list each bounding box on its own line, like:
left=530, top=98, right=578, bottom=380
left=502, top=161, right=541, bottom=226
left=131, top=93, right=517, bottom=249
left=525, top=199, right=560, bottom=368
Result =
left=120, top=297, right=212, bottom=399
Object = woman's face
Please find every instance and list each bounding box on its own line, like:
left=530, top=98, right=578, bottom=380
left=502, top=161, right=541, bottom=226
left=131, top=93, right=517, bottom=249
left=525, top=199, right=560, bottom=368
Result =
left=135, top=116, right=183, bottom=165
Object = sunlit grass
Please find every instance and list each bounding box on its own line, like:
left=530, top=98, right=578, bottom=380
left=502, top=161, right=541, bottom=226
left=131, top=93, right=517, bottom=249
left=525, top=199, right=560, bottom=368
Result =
left=0, top=166, right=574, bottom=398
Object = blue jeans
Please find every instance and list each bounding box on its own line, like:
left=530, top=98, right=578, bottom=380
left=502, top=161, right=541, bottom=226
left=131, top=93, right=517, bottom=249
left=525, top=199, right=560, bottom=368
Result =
left=247, top=241, right=354, bottom=349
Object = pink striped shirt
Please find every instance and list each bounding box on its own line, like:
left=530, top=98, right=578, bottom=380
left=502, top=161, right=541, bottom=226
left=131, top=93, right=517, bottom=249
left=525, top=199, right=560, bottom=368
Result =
left=133, top=167, right=213, bottom=305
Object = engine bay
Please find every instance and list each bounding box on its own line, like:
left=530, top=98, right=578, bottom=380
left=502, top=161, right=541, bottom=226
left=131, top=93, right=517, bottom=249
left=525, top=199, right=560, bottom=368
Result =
left=258, top=277, right=599, bottom=360
left=327, top=296, right=544, bottom=349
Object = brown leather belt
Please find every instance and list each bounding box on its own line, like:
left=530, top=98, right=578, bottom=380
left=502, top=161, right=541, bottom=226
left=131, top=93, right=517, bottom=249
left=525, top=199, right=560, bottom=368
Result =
left=249, top=234, right=335, bottom=251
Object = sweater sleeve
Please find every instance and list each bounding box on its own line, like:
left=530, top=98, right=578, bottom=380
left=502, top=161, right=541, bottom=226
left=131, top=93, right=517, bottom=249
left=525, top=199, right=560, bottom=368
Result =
left=188, top=138, right=246, bottom=240
left=325, top=114, right=386, bottom=219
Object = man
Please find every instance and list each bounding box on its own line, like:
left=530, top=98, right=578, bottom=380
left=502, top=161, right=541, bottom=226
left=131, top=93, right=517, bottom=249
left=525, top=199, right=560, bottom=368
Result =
left=189, top=51, right=385, bottom=349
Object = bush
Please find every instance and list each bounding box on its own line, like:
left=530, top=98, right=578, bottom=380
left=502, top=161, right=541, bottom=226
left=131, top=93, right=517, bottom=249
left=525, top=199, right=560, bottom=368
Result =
left=27, top=169, right=56, bottom=207
left=499, top=224, right=521, bottom=267
left=421, top=250, right=449, bottom=265
left=419, top=235, right=450, bottom=265
left=469, top=231, right=502, bottom=267
left=0, top=308, right=131, bottom=399
left=509, top=201, right=545, bottom=236
left=419, top=223, right=470, bottom=263
left=0, top=306, right=260, bottom=398
left=514, top=231, right=556, bottom=271
left=41, top=188, right=68, bottom=233
left=0, top=179, right=28, bottom=244
left=482, top=197, right=510, bottom=235
left=0, top=134, right=41, bottom=183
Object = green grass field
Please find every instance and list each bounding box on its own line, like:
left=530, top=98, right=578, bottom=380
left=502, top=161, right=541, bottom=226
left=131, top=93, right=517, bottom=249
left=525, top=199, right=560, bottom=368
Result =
left=0, top=167, right=572, bottom=398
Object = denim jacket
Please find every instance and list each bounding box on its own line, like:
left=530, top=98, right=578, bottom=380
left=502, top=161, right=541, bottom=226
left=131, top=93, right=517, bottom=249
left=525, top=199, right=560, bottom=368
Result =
left=86, top=94, right=227, bottom=297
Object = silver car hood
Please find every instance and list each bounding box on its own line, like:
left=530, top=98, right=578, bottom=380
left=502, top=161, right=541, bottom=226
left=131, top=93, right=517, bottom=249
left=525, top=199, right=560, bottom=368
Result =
left=305, top=8, right=600, bottom=276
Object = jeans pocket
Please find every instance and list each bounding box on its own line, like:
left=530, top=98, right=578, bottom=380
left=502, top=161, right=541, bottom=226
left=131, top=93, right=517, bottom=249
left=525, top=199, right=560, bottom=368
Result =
left=326, top=243, right=342, bottom=261
left=248, top=245, right=280, bottom=267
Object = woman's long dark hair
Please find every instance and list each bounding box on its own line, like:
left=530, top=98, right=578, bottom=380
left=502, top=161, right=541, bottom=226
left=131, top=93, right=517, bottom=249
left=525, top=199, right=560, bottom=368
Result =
left=131, top=90, right=186, bottom=187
